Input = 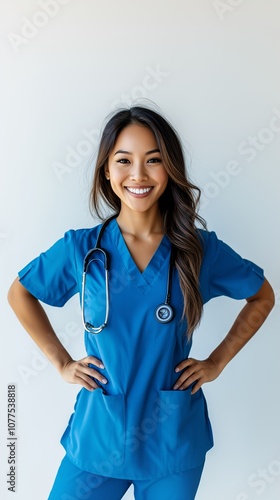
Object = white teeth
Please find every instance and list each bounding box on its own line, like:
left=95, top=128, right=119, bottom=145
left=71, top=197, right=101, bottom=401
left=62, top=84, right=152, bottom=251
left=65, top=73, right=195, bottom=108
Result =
left=126, top=187, right=152, bottom=195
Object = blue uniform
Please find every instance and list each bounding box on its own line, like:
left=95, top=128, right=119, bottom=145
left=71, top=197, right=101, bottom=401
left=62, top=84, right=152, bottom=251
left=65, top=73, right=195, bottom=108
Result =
left=19, top=218, right=264, bottom=481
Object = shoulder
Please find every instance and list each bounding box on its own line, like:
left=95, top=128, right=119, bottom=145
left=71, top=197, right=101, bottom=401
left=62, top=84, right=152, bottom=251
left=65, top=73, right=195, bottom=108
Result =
left=46, top=224, right=104, bottom=264
left=196, top=228, right=217, bottom=255
left=197, top=228, right=241, bottom=260
left=196, top=228, right=235, bottom=267
left=63, top=223, right=102, bottom=246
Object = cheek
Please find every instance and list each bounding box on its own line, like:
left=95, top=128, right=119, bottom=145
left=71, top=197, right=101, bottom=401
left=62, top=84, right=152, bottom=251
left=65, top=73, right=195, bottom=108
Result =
left=111, top=171, right=125, bottom=184
left=159, top=170, right=169, bottom=189
left=108, top=170, right=126, bottom=193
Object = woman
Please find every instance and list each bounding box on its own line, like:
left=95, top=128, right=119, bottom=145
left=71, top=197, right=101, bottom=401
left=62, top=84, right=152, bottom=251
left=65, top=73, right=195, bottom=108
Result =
left=8, top=106, right=275, bottom=499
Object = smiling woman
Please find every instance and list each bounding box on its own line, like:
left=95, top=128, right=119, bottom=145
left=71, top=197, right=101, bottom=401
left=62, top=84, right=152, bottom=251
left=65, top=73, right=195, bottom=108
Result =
left=91, top=107, right=209, bottom=337
left=7, top=105, right=274, bottom=500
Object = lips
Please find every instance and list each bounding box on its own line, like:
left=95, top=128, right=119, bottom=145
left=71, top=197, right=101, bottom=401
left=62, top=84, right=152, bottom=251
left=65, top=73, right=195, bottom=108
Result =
left=126, top=187, right=153, bottom=195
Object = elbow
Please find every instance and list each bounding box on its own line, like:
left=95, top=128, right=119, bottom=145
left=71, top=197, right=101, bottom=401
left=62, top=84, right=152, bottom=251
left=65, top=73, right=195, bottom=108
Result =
left=246, top=278, right=275, bottom=317
left=264, top=278, right=276, bottom=314
left=7, top=277, right=32, bottom=310
left=7, top=278, right=19, bottom=309
left=268, top=287, right=276, bottom=312
left=260, top=280, right=275, bottom=318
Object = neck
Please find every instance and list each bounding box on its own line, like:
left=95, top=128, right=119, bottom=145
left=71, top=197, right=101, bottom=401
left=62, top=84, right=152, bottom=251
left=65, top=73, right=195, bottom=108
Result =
left=116, top=206, right=164, bottom=237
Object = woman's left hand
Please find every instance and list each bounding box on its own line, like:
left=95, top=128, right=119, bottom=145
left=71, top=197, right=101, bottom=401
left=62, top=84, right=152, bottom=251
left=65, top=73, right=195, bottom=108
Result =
left=173, top=357, right=222, bottom=394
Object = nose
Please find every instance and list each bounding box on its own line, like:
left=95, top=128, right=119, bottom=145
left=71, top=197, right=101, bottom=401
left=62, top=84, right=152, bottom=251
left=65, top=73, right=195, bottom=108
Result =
left=130, top=162, right=148, bottom=182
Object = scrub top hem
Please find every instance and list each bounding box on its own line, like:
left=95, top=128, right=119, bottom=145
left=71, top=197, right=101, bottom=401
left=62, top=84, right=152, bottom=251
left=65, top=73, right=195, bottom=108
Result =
left=61, top=447, right=212, bottom=480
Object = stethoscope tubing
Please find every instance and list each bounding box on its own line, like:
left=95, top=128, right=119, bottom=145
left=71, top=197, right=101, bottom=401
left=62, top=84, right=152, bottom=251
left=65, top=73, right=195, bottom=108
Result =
left=82, top=248, right=110, bottom=333
left=81, top=214, right=174, bottom=333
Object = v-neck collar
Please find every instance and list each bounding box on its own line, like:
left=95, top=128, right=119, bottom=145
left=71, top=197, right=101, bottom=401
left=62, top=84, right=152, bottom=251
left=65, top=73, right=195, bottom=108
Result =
left=109, top=217, right=171, bottom=292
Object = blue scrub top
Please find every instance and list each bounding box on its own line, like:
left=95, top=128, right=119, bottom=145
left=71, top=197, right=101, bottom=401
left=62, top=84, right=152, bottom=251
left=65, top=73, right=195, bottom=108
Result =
left=18, top=218, right=264, bottom=479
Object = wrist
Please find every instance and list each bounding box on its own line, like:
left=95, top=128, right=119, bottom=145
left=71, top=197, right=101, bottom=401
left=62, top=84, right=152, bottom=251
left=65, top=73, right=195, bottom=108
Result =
left=207, top=354, right=227, bottom=374
left=53, top=355, right=74, bottom=374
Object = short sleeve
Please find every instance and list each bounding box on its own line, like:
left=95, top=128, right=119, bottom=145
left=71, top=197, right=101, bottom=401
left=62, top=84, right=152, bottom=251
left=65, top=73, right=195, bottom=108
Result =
left=207, top=231, right=265, bottom=300
left=18, top=230, right=79, bottom=307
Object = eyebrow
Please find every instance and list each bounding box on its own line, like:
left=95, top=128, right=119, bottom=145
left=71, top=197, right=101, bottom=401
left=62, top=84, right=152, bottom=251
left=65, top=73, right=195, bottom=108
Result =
left=114, top=148, right=160, bottom=156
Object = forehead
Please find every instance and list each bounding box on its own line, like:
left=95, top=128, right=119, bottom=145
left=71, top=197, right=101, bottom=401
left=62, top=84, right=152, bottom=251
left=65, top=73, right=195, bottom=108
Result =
left=113, top=124, right=158, bottom=150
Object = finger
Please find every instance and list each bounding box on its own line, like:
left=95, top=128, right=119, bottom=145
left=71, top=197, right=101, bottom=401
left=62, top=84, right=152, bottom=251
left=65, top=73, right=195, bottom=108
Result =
left=63, top=361, right=107, bottom=386
left=173, top=365, right=201, bottom=388
left=76, top=372, right=102, bottom=391
left=175, top=358, right=196, bottom=372
left=67, top=371, right=98, bottom=391
left=191, top=381, right=202, bottom=395
left=84, top=355, right=105, bottom=369
left=178, top=376, right=200, bottom=391
left=73, top=364, right=108, bottom=387
left=72, top=372, right=105, bottom=392
left=174, top=370, right=204, bottom=390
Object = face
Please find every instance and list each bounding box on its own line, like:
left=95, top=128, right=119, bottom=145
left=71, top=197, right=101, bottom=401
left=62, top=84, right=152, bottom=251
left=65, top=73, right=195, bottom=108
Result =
left=105, top=124, right=169, bottom=215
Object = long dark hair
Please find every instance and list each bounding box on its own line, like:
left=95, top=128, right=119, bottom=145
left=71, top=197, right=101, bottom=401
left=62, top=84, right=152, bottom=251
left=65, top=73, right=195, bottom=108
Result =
left=90, top=105, right=207, bottom=339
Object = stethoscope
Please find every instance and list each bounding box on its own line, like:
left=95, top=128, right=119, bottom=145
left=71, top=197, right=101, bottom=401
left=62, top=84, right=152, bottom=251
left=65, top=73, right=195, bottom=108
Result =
left=81, top=215, right=175, bottom=334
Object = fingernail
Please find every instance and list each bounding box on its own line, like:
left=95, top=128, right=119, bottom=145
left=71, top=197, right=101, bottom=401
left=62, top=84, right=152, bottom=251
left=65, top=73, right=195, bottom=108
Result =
left=175, top=368, right=179, bottom=372
left=99, top=364, right=105, bottom=369
left=173, top=384, right=178, bottom=390
left=102, top=378, right=107, bottom=384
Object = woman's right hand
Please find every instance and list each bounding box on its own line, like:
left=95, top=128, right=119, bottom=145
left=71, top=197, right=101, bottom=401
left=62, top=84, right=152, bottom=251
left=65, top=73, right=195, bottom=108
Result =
left=60, top=356, right=108, bottom=391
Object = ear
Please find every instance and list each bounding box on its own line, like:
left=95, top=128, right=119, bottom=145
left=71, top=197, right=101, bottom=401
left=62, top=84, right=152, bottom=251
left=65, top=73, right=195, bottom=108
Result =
left=104, top=165, right=110, bottom=180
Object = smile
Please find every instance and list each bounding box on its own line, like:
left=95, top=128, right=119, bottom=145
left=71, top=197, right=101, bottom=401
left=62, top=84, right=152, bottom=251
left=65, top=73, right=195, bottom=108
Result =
left=126, top=187, right=153, bottom=195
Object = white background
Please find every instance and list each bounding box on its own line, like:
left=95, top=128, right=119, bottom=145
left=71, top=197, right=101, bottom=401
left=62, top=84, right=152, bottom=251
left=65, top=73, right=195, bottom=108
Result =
left=1, top=1, right=280, bottom=499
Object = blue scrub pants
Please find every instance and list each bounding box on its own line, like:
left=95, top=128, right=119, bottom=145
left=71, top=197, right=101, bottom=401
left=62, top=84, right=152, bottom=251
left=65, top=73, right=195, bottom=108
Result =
left=48, top=455, right=204, bottom=500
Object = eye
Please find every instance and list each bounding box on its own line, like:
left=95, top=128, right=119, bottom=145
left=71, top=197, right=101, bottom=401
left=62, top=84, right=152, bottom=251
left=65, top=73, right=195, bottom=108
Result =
left=147, top=158, right=162, bottom=163
left=116, top=158, right=130, bottom=164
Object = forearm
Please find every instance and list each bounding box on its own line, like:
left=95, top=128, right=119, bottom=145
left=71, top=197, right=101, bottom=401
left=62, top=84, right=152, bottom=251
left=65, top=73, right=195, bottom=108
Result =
left=8, top=279, right=73, bottom=373
left=208, top=283, right=275, bottom=372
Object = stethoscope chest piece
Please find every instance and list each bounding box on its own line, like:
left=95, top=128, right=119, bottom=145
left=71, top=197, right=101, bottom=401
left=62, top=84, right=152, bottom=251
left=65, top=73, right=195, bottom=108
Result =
left=155, top=303, right=174, bottom=323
